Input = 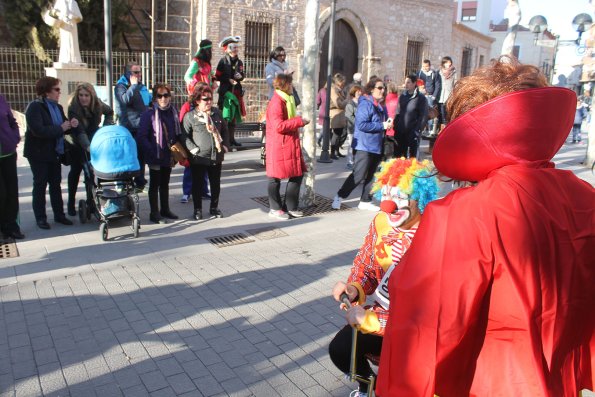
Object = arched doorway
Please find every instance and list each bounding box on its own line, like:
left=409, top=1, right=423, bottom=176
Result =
left=319, top=19, right=359, bottom=89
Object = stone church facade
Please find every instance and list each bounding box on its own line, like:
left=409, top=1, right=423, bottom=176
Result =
left=188, top=0, right=493, bottom=86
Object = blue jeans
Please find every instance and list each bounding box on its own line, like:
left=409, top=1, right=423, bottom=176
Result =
left=182, top=166, right=209, bottom=196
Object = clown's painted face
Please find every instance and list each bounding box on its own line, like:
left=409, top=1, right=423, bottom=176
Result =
left=379, top=185, right=421, bottom=229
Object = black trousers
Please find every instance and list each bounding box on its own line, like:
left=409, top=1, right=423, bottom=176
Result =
left=395, top=131, right=419, bottom=159
left=268, top=176, right=303, bottom=212
left=337, top=151, right=382, bottom=202
left=190, top=163, right=222, bottom=211
left=0, top=153, right=20, bottom=234
left=148, top=166, right=172, bottom=214
left=28, top=159, right=65, bottom=221
left=67, top=146, right=85, bottom=210
left=228, top=120, right=237, bottom=144
left=329, top=325, right=383, bottom=393
left=132, top=131, right=147, bottom=188
left=330, top=127, right=345, bottom=147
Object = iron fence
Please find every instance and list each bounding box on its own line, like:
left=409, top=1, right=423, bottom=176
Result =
left=0, top=47, right=269, bottom=122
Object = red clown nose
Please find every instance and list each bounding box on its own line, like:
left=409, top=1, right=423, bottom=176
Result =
left=380, top=200, right=397, bottom=214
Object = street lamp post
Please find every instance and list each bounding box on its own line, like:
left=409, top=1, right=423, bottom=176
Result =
left=104, top=0, right=113, bottom=108
left=317, top=0, right=337, bottom=163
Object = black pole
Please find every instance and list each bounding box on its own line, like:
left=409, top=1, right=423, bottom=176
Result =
left=318, top=0, right=336, bottom=163
left=104, top=0, right=113, bottom=108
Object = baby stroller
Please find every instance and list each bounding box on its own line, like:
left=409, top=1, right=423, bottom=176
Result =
left=90, top=125, right=141, bottom=241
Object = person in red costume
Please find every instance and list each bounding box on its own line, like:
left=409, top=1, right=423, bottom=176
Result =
left=376, top=58, right=595, bottom=396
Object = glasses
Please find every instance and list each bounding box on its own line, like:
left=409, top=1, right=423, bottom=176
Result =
left=374, top=86, right=385, bottom=91
left=156, top=93, right=171, bottom=99
left=201, top=96, right=213, bottom=102
left=131, top=70, right=142, bottom=75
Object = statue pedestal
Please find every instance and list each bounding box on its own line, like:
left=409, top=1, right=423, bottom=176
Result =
left=45, top=65, right=97, bottom=109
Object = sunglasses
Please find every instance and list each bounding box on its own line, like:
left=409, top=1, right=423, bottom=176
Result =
left=201, top=96, right=213, bottom=102
left=131, top=70, right=142, bottom=75
left=52, top=87, right=61, bottom=93
left=374, top=86, right=385, bottom=90
left=156, top=93, right=171, bottom=99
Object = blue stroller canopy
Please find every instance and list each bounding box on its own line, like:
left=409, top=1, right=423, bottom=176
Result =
left=90, top=125, right=140, bottom=179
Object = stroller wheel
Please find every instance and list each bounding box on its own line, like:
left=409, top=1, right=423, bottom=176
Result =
left=100, top=222, right=109, bottom=241
left=78, top=200, right=88, bottom=224
left=132, top=218, right=140, bottom=238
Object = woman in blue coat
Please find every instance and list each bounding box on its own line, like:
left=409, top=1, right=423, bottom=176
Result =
left=137, top=84, right=180, bottom=224
left=332, top=77, right=391, bottom=211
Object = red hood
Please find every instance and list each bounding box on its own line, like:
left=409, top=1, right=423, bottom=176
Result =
left=433, top=87, right=576, bottom=181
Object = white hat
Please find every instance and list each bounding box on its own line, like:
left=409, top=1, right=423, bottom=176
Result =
left=353, top=72, right=362, bottom=82
left=219, top=36, right=241, bottom=48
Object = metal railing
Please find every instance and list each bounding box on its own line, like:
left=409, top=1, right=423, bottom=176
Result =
left=0, top=47, right=269, bottom=122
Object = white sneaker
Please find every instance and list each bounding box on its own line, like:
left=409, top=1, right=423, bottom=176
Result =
left=358, top=201, right=380, bottom=211
left=331, top=195, right=342, bottom=210
left=180, top=194, right=189, bottom=203
left=268, top=209, right=289, bottom=220
left=349, top=390, right=368, bottom=397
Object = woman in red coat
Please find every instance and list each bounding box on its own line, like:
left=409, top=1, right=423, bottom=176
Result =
left=265, top=74, right=310, bottom=220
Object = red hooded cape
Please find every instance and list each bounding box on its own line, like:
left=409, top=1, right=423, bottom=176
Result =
left=377, top=87, right=595, bottom=397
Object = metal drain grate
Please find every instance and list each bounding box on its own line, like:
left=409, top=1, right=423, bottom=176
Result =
left=246, top=226, right=288, bottom=241
left=206, top=233, right=255, bottom=248
left=251, top=193, right=352, bottom=216
left=0, top=238, right=19, bottom=259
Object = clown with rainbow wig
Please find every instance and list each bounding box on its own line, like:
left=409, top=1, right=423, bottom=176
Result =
left=329, top=158, right=439, bottom=396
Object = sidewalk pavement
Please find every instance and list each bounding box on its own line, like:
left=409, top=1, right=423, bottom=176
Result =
left=0, top=137, right=593, bottom=397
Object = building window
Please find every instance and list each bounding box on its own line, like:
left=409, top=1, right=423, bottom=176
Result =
left=460, top=1, right=478, bottom=21
left=461, top=8, right=477, bottom=21
left=513, top=45, right=520, bottom=59
left=405, top=39, right=424, bottom=77
left=244, top=21, right=272, bottom=79
left=479, top=55, right=485, bottom=67
left=461, top=47, right=473, bottom=77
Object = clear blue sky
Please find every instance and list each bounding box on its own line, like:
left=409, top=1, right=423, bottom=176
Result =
left=491, top=0, right=594, bottom=40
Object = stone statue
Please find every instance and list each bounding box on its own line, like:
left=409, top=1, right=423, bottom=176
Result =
left=44, top=0, right=83, bottom=65
left=501, top=0, right=522, bottom=57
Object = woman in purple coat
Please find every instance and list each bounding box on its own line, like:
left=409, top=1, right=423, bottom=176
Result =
left=137, top=84, right=180, bottom=224
left=0, top=95, right=24, bottom=239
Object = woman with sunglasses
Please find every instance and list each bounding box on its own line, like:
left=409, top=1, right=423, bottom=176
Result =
left=331, top=77, right=391, bottom=211
left=66, top=82, right=114, bottom=216
left=181, top=83, right=229, bottom=220
left=137, top=84, right=181, bottom=224
left=24, top=77, right=78, bottom=229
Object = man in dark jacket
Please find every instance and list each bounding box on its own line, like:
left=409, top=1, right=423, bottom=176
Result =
left=114, top=62, right=151, bottom=190
left=395, top=75, right=427, bottom=159
left=418, top=59, right=441, bottom=136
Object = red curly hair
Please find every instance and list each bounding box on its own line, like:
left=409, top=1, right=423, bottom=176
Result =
left=446, top=56, right=548, bottom=122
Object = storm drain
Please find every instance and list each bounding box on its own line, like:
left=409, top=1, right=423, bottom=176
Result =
left=206, top=233, right=255, bottom=248
left=246, top=226, right=288, bottom=241
left=251, top=193, right=352, bottom=216
left=0, top=239, right=19, bottom=259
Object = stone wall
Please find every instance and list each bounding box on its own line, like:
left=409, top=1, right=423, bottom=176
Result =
left=451, top=23, right=494, bottom=76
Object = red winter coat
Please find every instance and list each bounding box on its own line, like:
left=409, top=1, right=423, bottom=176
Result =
left=265, top=92, right=306, bottom=179
left=377, top=87, right=595, bottom=397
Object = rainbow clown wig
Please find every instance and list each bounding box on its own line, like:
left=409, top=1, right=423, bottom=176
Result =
left=371, top=158, right=440, bottom=214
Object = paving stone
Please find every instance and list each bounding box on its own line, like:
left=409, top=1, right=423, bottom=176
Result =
left=166, top=373, right=196, bottom=395
left=192, top=375, right=224, bottom=397
left=155, top=357, right=184, bottom=377
left=139, top=370, right=169, bottom=393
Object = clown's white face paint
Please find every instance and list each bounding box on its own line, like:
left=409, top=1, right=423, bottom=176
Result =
left=380, top=186, right=420, bottom=229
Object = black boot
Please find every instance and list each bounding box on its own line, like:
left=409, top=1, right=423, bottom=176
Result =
left=150, top=212, right=166, bottom=224
left=330, top=146, right=339, bottom=160
left=159, top=188, right=178, bottom=219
